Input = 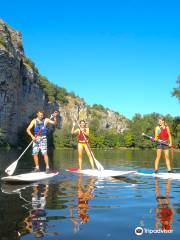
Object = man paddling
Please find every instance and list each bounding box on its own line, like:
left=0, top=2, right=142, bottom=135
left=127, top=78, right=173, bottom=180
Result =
left=154, top=117, right=173, bottom=174
left=26, top=110, right=58, bottom=173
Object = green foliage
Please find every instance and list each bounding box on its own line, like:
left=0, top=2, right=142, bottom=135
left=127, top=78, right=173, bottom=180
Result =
left=53, top=127, right=73, bottom=148
left=123, top=131, right=134, bottom=148
left=39, top=76, right=69, bottom=104
left=128, top=113, right=161, bottom=148
left=88, top=119, right=100, bottom=133
left=89, top=132, right=105, bottom=148
left=91, top=104, right=106, bottom=112
left=17, top=41, right=24, bottom=51
left=23, top=57, right=39, bottom=74
left=0, top=36, right=6, bottom=48
left=172, top=76, right=180, bottom=100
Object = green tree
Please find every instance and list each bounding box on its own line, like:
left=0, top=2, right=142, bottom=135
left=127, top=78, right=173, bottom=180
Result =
left=89, top=119, right=100, bottom=134
left=53, top=128, right=72, bottom=148
left=172, top=75, right=180, bottom=100
left=124, top=131, right=134, bottom=148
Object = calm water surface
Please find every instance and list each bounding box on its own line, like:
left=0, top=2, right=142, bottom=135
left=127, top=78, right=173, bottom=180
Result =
left=0, top=149, right=179, bottom=240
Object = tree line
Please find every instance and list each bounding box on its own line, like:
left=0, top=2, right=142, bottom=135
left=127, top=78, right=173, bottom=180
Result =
left=53, top=113, right=180, bottom=149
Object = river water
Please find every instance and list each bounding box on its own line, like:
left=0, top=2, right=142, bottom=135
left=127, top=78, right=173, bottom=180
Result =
left=0, top=149, right=179, bottom=240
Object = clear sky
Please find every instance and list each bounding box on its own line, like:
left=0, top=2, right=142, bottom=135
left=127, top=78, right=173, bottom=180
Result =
left=1, top=0, right=180, bottom=119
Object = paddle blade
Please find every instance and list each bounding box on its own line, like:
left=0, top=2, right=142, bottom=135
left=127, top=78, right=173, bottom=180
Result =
left=94, top=159, right=104, bottom=171
left=5, top=160, right=18, bottom=176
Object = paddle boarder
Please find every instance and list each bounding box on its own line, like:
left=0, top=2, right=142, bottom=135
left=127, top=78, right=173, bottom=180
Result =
left=71, top=120, right=95, bottom=170
left=154, top=117, right=173, bottom=173
left=26, top=110, right=58, bottom=173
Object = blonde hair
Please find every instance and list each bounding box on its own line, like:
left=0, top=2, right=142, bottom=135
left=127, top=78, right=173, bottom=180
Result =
left=158, top=117, right=167, bottom=127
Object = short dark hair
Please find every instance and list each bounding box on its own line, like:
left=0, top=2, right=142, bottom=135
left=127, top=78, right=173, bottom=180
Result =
left=37, top=110, right=45, bottom=114
left=79, top=120, right=86, bottom=124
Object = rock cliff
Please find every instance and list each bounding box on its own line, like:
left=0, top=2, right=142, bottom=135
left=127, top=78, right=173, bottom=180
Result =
left=0, top=19, right=129, bottom=145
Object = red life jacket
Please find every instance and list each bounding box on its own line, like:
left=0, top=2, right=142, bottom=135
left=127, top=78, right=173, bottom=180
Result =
left=158, top=127, right=169, bottom=141
left=78, top=128, right=89, bottom=143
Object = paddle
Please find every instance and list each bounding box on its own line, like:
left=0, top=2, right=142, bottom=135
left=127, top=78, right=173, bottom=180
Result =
left=142, top=133, right=178, bottom=149
left=74, top=117, right=104, bottom=171
left=5, top=112, right=58, bottom=176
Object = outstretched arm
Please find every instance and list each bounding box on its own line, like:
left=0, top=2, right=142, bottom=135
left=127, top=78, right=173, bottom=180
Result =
left=71, top=122, right=80, bottom=135
left=45, top=111, right=59, bottom=126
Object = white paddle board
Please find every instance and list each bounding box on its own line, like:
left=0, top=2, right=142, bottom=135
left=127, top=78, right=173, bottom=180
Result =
left=136, top=171, right=180, bottom=180
left=1, top=171, right=59, bottom=183
left=67, top=168, right=135, bottom=178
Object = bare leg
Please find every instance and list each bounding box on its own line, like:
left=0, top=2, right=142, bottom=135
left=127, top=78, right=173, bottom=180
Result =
left=43, top=153, right=49, bottom=169
left=78, top=144, right=83, bottom=170
left=164, top=149, right=171, bottom=171
left=155, top=149, right=162, bottom=171
left=33, top=155, right=39, bottom=168
left=84, top=145, right=95, bottom=169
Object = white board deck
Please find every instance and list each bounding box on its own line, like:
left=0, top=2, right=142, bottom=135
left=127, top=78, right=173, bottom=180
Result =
left=1, top=171, right=59, bottom=183
left=136, top=172, right=180, bottom=180
left=67, top=168, right=135, bottom=178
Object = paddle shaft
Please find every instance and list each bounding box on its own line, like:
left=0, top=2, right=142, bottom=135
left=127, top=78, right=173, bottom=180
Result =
left=16, top=127, right=45, bottom=162
left=79, top=130, right=104, bottom=170
left=142, top=133, right=177, bottom=149
left=74, top=117, right=104, bottom=170
left=80, top=129, right=96, bottom=160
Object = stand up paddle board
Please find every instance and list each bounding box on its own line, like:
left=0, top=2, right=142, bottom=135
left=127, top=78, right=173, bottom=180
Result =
left=67, top=168, right=135, bottom=178
left=136, top=171, right=180, bottom=180
left=1, top=171, right=59, bottom=183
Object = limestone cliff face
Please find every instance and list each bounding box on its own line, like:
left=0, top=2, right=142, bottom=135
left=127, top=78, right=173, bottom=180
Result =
left=0, top=19, right=129, bottom=145
left=0, top=19, right=49, bottom=143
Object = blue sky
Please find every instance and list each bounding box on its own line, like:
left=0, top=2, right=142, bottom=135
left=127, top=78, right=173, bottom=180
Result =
left=1, top=0, right=180, bottom=119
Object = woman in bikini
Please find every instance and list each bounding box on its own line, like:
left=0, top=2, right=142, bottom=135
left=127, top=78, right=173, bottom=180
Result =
left=154, top=117, right=173, bottom=173
left=71, top=120, right=95, bottom=170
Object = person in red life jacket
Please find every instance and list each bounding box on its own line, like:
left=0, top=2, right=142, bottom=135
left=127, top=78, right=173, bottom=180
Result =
left=26, top=110, right=58, bottom=173
left=154, top=117, right=173, bottom=174
left=71, top=120, right=95, bottom=170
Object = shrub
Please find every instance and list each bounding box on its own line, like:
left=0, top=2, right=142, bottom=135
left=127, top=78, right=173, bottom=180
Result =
left=0, top=36, right=6, bottom=48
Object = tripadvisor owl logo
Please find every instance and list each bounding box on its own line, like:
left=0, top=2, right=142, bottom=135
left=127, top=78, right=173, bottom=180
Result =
left=135, top=227, right=144, bottom=236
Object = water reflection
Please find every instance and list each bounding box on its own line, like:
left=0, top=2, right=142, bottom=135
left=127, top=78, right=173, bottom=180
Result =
left=24, top=184, right=48, bottom=238
left=155, top=178, right=174, bottom=231
left=0, top=149, right=180, bottom=240
left=70, top=175, right=95, bottom=233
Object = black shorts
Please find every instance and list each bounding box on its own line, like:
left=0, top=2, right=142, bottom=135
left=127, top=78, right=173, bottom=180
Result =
left=157, top=143, right=169, bottom=150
